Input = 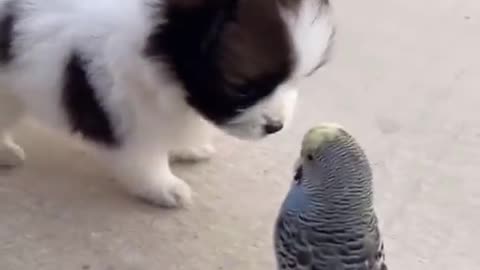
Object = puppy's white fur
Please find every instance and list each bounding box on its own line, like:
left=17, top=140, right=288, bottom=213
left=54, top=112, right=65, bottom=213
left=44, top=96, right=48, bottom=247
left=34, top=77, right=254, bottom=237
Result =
left=0, top=0, right=334, bottom=207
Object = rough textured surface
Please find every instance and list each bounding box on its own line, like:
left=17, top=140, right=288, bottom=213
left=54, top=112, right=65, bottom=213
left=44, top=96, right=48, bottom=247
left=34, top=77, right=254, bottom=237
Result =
left=1, top=0, right=479, bottom=269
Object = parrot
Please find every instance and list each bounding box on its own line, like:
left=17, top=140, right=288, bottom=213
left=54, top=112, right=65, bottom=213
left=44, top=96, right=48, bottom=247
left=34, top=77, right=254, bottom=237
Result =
left=274, top=123, right=387, bottom=270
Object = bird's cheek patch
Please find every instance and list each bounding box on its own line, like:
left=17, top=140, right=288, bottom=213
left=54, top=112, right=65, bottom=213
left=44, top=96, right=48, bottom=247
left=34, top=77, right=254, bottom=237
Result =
left=293, top=165, right=303, bottom=184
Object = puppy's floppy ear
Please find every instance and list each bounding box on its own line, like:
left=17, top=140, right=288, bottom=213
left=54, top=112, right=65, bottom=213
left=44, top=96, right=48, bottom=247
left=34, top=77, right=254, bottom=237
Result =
left=161, top=0, right=239, bottom=56
left=218, top=0, right=294, bottom=84
left=147, top=0, right=241, bottom=91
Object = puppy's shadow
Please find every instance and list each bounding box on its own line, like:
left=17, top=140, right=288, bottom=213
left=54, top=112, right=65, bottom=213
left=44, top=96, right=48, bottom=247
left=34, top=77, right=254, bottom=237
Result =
left=0, top=122, right=212, bottom=270
left=0, top=121, right=182, bottom=217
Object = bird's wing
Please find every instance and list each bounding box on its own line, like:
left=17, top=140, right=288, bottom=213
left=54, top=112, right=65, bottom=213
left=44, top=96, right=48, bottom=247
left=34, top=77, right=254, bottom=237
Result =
left=275, top=216, right=345, bottom=270
left=275, top=216, right=388, bottom=270
left=364, top=224, right=388, bottom=270
left=275, top=216, right=315, bottom=270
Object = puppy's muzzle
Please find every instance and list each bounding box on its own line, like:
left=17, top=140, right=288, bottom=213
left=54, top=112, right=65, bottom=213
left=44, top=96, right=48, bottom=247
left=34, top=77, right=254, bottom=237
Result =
left=263, top=119, right=284, bottom=135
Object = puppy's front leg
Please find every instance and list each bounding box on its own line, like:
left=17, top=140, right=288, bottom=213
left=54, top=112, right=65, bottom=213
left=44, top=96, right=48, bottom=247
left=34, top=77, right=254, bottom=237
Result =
left=169, top=117, right=216, bottom=163
left=0, top=134, right=25, bottom=168
left=0, top=97, right=25, bottom=168
left=169, top=143, right=215, bottom=163
left=101, top=143, right=192, bottom=208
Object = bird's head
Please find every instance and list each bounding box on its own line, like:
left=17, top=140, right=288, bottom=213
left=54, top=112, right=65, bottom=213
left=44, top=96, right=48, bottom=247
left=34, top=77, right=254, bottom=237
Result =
left=293, top=123, right=371, bottom=188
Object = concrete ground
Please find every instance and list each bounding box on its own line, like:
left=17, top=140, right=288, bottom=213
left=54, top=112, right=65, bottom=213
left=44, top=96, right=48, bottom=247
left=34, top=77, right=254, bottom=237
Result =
left=1, top=0, right=479, bottom=269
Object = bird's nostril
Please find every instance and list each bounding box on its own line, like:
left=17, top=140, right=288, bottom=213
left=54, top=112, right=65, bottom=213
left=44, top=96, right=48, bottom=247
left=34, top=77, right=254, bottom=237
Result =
left=264, top=121, right=284, bottom=134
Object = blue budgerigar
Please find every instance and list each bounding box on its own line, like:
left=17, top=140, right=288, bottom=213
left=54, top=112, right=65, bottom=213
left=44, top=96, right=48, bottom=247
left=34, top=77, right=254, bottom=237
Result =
left=274, top=123, right=387, bottom=270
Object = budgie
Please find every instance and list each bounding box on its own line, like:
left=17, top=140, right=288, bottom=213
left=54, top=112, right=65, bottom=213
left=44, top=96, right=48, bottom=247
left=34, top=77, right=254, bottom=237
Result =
left=274, top=123, right=387, bottom=270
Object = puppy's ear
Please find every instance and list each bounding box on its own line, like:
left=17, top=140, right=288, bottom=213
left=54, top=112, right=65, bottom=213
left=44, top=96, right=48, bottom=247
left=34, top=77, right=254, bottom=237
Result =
left=218, top=0, right=294, bottom=83
left=162, top=0, right=239, bottom=57
left=148, top=0, right=241, bottom=89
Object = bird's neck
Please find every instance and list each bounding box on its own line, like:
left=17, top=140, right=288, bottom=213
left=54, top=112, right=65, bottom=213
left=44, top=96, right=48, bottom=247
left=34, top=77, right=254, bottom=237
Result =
left=281, top=184, right=310, bottom=213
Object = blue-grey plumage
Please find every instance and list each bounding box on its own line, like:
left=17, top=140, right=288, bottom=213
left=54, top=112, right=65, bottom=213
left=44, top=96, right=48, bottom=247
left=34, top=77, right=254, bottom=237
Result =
left=274, top=123, right=387, bottom=270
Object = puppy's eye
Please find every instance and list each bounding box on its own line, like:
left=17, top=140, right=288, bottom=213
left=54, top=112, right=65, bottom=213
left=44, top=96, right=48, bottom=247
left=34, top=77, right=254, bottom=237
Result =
left=227, top=83, right=256, bottom=99
left=236, top=85, right=258, bottom=97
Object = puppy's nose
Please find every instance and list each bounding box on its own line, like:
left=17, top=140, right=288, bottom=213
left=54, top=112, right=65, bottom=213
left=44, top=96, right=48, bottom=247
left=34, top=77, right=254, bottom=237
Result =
left=264, top=121, right=284, bottom=134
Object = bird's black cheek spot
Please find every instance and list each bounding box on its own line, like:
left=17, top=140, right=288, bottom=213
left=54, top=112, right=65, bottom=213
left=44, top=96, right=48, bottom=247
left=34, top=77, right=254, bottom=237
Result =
left=294, top=166, right=303, bottom=184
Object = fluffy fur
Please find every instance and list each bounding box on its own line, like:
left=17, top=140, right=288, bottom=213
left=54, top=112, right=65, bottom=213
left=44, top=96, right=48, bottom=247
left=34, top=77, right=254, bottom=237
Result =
left=0, top=0, right=334, bottom=207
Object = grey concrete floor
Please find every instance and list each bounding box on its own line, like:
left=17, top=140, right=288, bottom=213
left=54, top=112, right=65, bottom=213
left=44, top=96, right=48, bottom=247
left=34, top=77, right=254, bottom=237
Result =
left=1, top=0, right=479, bottom=269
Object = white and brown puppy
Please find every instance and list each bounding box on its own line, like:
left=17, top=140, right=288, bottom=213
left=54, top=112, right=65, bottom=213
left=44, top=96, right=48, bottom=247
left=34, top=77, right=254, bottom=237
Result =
left=0, top=0, right=334, bottom=207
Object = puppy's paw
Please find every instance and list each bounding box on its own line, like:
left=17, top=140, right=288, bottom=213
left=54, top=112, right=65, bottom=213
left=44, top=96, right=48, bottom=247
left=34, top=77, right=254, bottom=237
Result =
left=0, top=136, right=25, bottom=169
left=170, top=144, right=216, bottom=163
left=133, top=175, right=193, bottom=208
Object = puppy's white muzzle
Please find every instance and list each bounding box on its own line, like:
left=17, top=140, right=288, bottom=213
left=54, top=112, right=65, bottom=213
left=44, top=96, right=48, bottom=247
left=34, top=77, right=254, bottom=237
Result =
left=221, top=86, right=298, bottom=140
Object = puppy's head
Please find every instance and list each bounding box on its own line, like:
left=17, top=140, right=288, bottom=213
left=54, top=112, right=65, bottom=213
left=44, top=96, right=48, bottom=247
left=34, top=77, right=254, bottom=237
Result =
left=147, top=0, right=334, bottom=139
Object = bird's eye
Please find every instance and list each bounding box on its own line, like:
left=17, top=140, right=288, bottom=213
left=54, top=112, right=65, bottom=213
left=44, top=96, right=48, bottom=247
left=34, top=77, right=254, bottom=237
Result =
left=294, top=166, right=303, bottom=184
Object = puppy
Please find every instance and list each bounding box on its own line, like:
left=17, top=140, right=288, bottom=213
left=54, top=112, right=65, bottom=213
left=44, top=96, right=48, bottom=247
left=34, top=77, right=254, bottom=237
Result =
left=0, top=0, right=334, bottom=208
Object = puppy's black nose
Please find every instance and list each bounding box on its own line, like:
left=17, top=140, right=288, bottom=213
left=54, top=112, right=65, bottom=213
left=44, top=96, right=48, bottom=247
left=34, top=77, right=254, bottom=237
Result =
left=264, top=121, right=284, bottom=134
